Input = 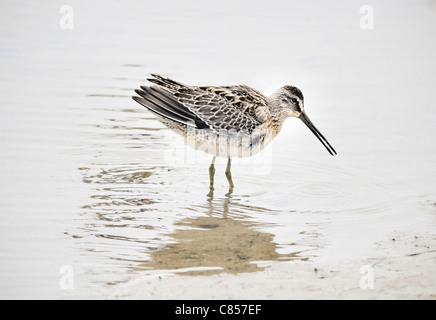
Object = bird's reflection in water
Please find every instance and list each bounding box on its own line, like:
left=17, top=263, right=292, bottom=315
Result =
left=141, top=190, right=304, bottom=276
left=76, top=164, right=306, bottom=278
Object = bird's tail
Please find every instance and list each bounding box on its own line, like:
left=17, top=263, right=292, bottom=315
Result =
left=146, top=74, right=186, bottom=92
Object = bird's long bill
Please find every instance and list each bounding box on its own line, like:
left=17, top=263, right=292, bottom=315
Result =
left=299, top=112, right=337, bottom=156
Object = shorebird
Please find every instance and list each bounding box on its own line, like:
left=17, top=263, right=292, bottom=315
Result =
left=132, top=74, right=336, bottom=192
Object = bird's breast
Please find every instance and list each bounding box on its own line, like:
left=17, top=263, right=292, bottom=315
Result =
left=183, top=125, right=277, bottom=158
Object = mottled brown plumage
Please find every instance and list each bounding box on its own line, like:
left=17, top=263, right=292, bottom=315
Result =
left=142, top=74, right=270, bottom=134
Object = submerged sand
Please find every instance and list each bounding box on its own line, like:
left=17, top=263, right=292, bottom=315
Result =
left=82, top=230, right=436, bottom=300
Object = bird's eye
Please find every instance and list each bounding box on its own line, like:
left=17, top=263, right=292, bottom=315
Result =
left=290, top=98, right=298, bottom=104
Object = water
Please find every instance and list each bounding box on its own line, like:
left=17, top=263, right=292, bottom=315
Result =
left=1, top=0, right=436, bottom=299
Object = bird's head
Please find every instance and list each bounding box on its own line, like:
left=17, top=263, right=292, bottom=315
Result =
left=270, top=85, right=304, bottom=118
left=270, top=85, right=337, bottom=156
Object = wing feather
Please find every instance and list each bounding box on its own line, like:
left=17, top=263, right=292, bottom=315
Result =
left=141, top=75, right=268, bottom=132
left=138, top=75, right=270, bottom=133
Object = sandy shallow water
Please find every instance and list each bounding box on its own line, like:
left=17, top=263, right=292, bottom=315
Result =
left=108, top=231, right=436, bottom=299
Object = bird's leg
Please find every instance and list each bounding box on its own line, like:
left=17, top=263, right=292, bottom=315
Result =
left=225, top=157, right=234, bottom=191
left=208, top=156, right=216, bottom=191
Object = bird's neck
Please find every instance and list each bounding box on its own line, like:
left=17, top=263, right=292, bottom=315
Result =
left=265, top=95, right=289, bottom=136
left=265, top=115, right=285, bottom=138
